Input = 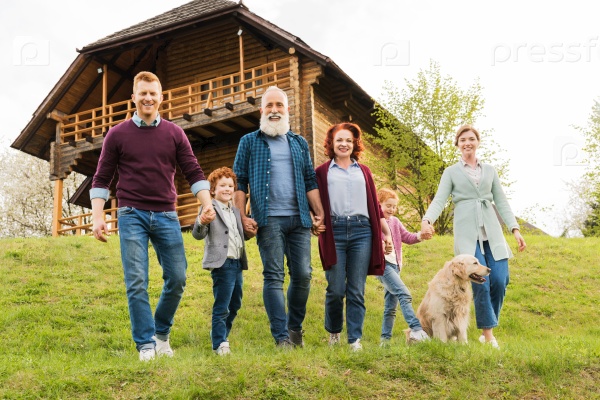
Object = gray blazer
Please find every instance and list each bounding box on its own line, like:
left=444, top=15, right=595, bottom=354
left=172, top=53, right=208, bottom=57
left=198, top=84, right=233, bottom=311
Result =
left=192, top=199, right=248, bottom=270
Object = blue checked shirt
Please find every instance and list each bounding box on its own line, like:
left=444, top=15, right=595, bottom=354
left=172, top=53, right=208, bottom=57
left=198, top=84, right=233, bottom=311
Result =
left=233, top=129, right=318, bottom=228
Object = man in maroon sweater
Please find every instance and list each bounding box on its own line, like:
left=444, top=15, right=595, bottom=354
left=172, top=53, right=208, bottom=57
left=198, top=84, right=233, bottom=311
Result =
left=91, top=71, right=215, bottom=361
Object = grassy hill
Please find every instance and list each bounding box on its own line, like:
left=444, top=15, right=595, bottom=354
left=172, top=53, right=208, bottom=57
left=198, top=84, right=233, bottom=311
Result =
left=1, top=234, right=599, bottom=399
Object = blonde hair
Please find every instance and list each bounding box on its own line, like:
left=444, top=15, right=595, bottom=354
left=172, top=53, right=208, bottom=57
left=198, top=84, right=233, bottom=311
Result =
left=454, top=124, right=481, bottom=146
left=377, top=188, right=399, bottom=203
left=133, top=71, right=162, bottom=93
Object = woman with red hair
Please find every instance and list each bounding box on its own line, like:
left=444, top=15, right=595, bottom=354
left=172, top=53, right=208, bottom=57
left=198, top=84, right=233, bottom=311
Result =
left=315, top=123, right=392, bottom=351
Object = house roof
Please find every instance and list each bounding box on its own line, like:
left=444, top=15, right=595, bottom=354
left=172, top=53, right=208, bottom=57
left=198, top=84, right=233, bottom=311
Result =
left=11, top=0, right=373, bottom=161
left=81, top=0, right=241, bottom=53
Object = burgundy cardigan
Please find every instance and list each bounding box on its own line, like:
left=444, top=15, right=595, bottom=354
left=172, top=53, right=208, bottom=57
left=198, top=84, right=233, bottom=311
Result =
left=315, top=160, right=385, bottom=275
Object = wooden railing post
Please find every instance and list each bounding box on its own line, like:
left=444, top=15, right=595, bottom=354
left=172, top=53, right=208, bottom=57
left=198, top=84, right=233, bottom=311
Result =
left=51, top=179, right=63, bottom=237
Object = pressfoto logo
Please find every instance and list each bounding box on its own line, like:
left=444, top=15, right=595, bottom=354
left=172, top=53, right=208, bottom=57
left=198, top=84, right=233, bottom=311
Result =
left=13, top=36, right=50, bottom=66
left=375, top=41, right=410, bottom=66
left=553, top=136, right=588, bottom=167
left=491, top=37, right=600, bottom=66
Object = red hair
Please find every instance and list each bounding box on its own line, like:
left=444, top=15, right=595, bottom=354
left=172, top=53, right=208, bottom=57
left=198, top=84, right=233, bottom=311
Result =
left=207, top=167, right=237, bottom=197
left=323, top=122, right=365, bottom=161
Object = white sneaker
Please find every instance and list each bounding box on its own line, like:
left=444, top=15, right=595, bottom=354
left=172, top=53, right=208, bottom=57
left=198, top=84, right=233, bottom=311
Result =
left=139, top=348, right=156, bottom=362
left=409, top=329, right=430, bottom=343
left=215, top=341, right=231, bottom=356
left=349, top=339, right=363, bottom=352
left=479, top=335, right=500, bottom=349
left=154, top=336, right=174, bottom=358
left=328, top=333, right=340, bottom=346
left=380, top=338, right=391, bottom=348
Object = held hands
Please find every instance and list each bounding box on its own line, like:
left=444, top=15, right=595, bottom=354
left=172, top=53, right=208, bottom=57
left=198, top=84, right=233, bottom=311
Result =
left=420, top=223, right=435, bottom=240
left=199, top=205, right=216, bottom=225
left=420, top=220, right=435, bottom=239
left=241, top=215, right=258, bottom=238
left=310, top=211, right=326, bottom=236
left=383, top=234, right=393, bottom=255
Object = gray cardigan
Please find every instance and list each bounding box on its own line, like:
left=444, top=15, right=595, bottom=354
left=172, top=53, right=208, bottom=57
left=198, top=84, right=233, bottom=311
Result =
left=192, top=199, right=248, bottom=270
left=424, top=162, right=519, bottom=260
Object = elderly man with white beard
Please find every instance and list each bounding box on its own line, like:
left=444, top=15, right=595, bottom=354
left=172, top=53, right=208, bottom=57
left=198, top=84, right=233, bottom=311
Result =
left=233, top=86, right=325, bottom=348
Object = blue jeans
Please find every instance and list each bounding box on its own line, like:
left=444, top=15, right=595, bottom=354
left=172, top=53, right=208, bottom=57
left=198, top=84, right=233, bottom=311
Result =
left=472, top=241, right=510, bottom=329
left=210, top=258, right=243, bottom=350
left=325, top=215, right=372, bottom=344
left=256, top=216, right=312, bottom=342
left=377, top=261, right=422, bottom=339
left=117, top=207, right=187, bottom=351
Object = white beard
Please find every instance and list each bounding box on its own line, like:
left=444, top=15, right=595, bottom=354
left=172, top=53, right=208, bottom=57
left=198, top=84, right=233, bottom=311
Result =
left=260, top=112, right=289, bottom=137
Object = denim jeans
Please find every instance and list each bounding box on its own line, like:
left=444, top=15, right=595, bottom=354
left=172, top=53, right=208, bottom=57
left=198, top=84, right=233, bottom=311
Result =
left=325, top=215, right=372, bottom=344
left=376, top=261, right=422, bottom=339
left=210, top=258, right=243, bottom=350
left=472, top=241, right=510, bottom=329
left=256, top=216, right=312, bottom=342
left=117, top=207, right=187, bottom=351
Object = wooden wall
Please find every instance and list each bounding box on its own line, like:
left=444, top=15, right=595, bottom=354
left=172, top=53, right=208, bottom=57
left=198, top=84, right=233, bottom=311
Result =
left=163, top=20, right=290, bottom=90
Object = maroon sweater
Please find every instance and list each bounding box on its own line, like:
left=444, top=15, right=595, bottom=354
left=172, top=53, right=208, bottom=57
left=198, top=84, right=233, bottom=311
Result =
left=315, top=160, right=385, bottom=275
left=92, top=119, right=205, bottom=211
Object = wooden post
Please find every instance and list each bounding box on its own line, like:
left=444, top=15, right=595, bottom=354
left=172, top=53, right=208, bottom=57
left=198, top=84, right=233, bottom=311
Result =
left=239, top=28, right=244, bottom=101
left=239, top=29, right=244, bottom=75
left=51, top=179, right=63, bottom=237
left=102, top=64, right=107, bottom=136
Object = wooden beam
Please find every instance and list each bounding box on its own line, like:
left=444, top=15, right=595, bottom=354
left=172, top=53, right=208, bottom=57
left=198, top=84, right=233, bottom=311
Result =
left=47, top=109, right=67, bottom=122
left=106, top=44, right=153, bottom=102
left=225, top=102, right=234, bottom=111
left=51, top=179, right=63, bottom=237
left=220, top=120, right=246, bottom=132
left=240, top=114, right=260, bottom=125
left=69, top=53, right=120, bottom=114
left=203, top=108, right=213, bottom=116
left=183, top=113, right=193, bottom=121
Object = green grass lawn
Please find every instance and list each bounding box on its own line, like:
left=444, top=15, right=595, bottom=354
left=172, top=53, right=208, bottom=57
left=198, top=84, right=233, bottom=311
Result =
left=1, top=234, right=599, bottom=399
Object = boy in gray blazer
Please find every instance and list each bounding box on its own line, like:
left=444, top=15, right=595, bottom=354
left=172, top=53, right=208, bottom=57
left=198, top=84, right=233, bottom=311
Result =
left=192, top=167, right=248, bottom=355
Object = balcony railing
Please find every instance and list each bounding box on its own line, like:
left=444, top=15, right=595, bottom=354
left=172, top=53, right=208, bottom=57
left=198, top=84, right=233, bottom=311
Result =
left=59, top=58, right=292, bottom=144
left=57, top=194, right=200, bottom=236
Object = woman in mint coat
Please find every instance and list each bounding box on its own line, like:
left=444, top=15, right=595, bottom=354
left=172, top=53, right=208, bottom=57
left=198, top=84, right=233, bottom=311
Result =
left=421, top=125, right=526, bottom=349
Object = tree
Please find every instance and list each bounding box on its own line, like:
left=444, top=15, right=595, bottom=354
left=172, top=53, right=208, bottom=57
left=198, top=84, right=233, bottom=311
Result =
left=366, top=61, right=508, bottom=234
left=0, top=143, right=87, bottom=238
left=575, top=98, right=600, bottom=237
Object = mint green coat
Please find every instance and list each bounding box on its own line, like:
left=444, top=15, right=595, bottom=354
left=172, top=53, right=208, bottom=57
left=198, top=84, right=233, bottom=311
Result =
left=424, top=162, right=519, bottom=260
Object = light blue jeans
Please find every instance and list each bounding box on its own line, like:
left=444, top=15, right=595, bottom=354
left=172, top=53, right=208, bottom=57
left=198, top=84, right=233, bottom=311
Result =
left=256, top=216, right=312, bottom=343
left=325, top=215, right=372, bottom=344
left=117, top=207, right=187, bottom=351
left=210, top=258, right=243, bottom=350
left=377, top=261, right=423, bottom=339
left=472, top=241, right=510, bottom=329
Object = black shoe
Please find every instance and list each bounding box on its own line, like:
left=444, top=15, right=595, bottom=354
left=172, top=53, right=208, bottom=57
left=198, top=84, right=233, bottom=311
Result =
left=288, top=329, right=305, bottom=348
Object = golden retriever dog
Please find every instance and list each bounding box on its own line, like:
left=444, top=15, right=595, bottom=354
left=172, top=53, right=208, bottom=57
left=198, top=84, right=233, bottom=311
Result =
left=414, top=254, right=490, bottom=343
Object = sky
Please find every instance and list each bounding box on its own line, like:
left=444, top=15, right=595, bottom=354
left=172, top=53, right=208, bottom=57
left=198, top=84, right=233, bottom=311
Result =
left=2, top=0, right=599, bottom=236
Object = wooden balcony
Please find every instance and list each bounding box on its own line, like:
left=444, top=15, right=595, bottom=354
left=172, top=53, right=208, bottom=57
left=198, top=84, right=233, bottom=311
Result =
left=57, top=194, right=201, bottom=236
left=58, top=58, right=292, bottom=144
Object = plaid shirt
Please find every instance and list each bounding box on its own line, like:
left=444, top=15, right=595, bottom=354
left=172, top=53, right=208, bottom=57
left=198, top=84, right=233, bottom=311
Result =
left=233, top=129, right=318, bottom=228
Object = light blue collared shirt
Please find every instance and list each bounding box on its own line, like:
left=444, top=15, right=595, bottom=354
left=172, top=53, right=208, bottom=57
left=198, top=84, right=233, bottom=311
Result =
left=327, top=159, right=369, bottom=218
left=132, top=112, right=161, bottom=127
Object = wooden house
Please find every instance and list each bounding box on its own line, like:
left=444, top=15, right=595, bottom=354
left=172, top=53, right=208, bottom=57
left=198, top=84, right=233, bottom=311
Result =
left=11, top=0, right=380, bottom=236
